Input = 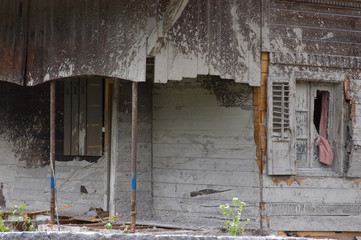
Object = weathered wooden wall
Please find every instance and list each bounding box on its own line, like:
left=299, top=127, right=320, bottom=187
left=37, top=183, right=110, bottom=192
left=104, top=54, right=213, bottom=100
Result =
left=155, top=0, right=261, bottom=86
left=0, top=81, right=106, bottom=214
left=152, top=76, right=260, bottom=228
left=0, top=0, right=169, bottom=85
left=112, top=79, right=153, bottom=221
left=262, top=0, right=361, bottom=233
left=1, top=0, right=261, bottom=87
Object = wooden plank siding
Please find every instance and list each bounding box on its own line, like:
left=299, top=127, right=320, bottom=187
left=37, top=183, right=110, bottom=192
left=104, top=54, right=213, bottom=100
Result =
left=113, top=79, right=153, bottom=221
left=263, top=0, right=361, bottom=233
left=152, top=77, right=260, bottom=228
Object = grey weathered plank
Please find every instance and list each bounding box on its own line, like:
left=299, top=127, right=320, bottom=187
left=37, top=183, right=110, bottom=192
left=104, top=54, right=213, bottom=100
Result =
left=153, top=169, right=259, bottom=187
left=268, top=215, right=361, bottom=232
left=270, top=8, right=361, bottom=31
left=153, top=197, right=259, bottom=215
left=263, top=175, right=360, bottom=189
left=153, top=183, right=260, bottom=201
left=153, top=157, right=256, bottom=172
left=270, top=24, right=361, bottom=44
left=263, top=187, right=361, bottom=203
left=271, top=0, right=361, bottom=16
left=153, top=117, right=253, bottom=131
left=152, top=210, right=260, bottom=229
left=153, top=130, right=255, bottom=145
left=264, top=202, right=361, bottom=216
left=153, top=143, right=256, bottom=159
left=153, top=107, right=253, bottom=119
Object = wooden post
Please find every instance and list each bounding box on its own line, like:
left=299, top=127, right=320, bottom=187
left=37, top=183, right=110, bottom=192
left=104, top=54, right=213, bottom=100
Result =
left=50, top=80, right=56, bottom=225
left=130, top=82, right=138, bottom=232
left=105, top=79, right=114, bottom=211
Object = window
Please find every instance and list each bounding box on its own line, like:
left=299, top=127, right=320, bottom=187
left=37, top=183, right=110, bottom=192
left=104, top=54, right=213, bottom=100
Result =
left=268, top=78, right=343, bottom=176
left=63, top=77, right=104, bottom=156
left=296, top=82, right=336, bottom=172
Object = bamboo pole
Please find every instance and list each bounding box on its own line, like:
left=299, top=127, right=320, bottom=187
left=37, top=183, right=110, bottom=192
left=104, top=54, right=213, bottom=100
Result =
left=130, top=82, right=138, bottom=232
left=50, top=80, right=56, bottom=225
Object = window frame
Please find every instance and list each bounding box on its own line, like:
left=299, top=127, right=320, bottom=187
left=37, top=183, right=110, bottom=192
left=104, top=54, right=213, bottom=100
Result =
left=267, top=71, right=345, bottom=176
left=296, top=81, right=339, bottom=175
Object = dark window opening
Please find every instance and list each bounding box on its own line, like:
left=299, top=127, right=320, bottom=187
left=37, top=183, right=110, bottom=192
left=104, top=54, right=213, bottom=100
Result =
left=313, top=90, right=329, bottom=136
left=55, top=77, right=104, bottom=162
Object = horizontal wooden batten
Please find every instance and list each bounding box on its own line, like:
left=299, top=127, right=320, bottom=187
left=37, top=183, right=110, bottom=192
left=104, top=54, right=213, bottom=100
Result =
left=153, top=143, right=255, bottom=159
left=264, top=202, right=361, bottom=216
left=153, top=169, right=259, bottom=187
left=153, top=183, right=259, bottom=201
left=268, top=215, right=361, bottom=232
left=263, top=188, right=361, bottom=203
left=153, top=157, right=256, bottom=172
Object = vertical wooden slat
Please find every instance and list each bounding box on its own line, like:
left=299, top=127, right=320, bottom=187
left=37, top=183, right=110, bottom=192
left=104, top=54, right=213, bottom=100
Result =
left=78, top=78, right=87, bottom=155
left=71, top=78, right=79, bottom=155
left=63, top=80, right=72, bottom=155
left=87, top=78, right=103, bottom=156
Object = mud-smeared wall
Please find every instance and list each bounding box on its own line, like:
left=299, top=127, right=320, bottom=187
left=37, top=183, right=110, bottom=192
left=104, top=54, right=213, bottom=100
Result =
left=0, top=81, right=50, bottom=167
left=0, top=80, right=106, bottom=214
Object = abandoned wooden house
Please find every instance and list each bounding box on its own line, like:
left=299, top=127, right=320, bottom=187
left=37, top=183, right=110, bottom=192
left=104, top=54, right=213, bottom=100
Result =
left=0, top=0, right=360, bottom=235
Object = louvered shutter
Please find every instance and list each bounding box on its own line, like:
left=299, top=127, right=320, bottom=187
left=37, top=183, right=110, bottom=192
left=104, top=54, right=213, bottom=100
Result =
left=267, top=79, right=296, bottom=175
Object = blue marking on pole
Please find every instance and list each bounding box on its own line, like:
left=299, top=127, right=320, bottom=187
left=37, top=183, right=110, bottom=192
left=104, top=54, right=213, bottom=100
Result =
left=131, top=172, right=136, bottom=190
left=50, top=176, right=55, bottom=189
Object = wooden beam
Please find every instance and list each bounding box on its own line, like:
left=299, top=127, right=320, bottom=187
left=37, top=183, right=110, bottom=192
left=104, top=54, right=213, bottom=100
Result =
left=27, top=205, right=73, bottom=216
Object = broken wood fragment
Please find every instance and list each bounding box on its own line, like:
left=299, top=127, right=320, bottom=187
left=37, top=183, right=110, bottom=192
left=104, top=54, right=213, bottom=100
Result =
left=190, top=189, right=232, bottom=197
left=26, top=205, right=73, bottom=216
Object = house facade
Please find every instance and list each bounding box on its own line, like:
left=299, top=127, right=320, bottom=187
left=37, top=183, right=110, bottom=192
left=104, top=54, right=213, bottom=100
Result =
left=0, top=0, right=360, bottom=235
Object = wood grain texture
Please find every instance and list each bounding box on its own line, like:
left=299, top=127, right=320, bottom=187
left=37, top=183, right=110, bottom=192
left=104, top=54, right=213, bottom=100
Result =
left=152, top=77, right=259, bottom=226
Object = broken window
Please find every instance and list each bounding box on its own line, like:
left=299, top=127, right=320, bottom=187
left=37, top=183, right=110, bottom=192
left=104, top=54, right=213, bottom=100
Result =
left=296, top=83, right=335, bottom=171
left=63, top=77, right=104, bottom=157
left=268, top=79, right=343, bottom=176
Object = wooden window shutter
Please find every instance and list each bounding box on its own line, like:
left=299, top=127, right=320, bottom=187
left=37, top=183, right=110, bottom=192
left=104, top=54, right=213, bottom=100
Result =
left=267, top=80, right=296, bottom=175
left=64, top=78, right=103, bottom=156
left=86, top=78, right=103, bottom=156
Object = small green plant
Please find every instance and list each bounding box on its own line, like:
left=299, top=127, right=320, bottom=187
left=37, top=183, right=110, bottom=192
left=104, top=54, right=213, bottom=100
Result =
left=11, top=204, right=26, bottom=216
left=219, top=197, right=249, bottom=236
left=104, top=215, right=118, bottom=230
left=0, top=204, right=35, bottom=232
left=105, top=222, right=112, bottom=230
left=22, top=217, right=35, bottom=231
left=0, top=210, right=10, bottom=232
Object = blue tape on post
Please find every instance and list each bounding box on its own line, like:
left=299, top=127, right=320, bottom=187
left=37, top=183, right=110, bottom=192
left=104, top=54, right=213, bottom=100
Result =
left=50, top=176, right=55, bottom=189
left=131, top=173, right=136, bottom=190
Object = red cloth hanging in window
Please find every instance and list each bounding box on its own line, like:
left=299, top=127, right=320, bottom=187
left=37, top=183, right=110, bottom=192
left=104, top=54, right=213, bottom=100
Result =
left=318, top=92, right=333, bottom=165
